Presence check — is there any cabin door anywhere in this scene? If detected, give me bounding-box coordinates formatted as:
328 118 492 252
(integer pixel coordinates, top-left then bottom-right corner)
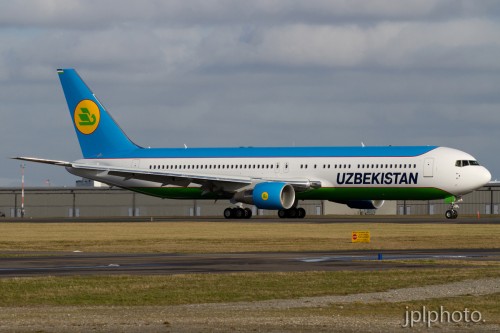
423 158 434 177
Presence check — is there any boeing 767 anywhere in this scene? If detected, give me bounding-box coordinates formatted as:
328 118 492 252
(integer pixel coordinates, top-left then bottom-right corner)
14 69 491 219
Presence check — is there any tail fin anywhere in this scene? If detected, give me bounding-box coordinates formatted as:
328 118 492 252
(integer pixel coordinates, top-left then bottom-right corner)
57 68 139 158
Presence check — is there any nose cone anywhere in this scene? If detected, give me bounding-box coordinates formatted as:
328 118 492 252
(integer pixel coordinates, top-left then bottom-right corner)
480 166 492 186
457 165 492 195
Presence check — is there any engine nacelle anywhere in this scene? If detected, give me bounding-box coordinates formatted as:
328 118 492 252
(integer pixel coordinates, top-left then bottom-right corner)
233 182 295 210
344 200 385 210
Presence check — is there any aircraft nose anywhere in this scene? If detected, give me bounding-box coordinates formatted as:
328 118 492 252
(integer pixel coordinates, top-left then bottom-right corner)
480 167 492 186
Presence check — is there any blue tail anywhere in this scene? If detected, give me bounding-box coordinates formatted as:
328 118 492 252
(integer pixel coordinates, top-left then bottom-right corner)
57 68 139 158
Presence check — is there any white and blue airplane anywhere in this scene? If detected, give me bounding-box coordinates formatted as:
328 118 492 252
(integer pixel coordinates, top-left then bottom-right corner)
15 68 491 219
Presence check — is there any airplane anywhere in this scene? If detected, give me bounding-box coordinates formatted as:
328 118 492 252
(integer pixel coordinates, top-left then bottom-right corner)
14 68 491 219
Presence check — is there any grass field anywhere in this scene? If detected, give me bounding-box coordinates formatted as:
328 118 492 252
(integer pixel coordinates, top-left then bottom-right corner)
0 266 498 306
0 221 499 253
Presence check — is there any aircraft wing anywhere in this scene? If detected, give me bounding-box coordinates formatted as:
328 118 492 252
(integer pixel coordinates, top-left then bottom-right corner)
14 157 321 192
72 162 252 191
71 163 320 191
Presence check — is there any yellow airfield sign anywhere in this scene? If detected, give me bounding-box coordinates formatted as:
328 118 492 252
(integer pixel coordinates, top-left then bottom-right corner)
352 231 370 243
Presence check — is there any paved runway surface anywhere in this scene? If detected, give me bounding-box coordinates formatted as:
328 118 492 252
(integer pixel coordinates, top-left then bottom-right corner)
3 215 500 224
1 249 498 277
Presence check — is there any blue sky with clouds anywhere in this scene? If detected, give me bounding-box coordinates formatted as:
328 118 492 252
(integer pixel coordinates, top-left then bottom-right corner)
1 0 500 186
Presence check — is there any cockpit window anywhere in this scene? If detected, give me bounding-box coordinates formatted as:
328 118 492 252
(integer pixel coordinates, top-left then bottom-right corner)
455 160 480 167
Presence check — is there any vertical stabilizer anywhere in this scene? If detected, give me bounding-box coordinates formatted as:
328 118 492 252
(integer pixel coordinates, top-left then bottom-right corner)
57 68 139 158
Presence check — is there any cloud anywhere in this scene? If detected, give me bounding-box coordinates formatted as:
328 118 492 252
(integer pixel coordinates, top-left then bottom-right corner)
2 0 500 28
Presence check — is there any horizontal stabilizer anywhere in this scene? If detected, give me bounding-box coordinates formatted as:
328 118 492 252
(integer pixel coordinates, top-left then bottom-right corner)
12 157 72 167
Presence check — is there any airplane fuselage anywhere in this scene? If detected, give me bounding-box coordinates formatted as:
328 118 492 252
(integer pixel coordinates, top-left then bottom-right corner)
67 146 489 202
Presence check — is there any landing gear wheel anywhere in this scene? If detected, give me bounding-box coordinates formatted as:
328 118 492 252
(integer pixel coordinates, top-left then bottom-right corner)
445 209 458 219
278 208 306 219
224 208 233 219
445 196 462 220
224 207 252 219
234 208 244 218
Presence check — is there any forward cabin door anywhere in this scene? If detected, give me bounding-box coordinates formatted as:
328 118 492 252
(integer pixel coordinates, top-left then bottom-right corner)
423 158 434 177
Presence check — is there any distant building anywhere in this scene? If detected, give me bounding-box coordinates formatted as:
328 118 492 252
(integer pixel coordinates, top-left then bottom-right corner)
75 178 109 188
0 183 498 218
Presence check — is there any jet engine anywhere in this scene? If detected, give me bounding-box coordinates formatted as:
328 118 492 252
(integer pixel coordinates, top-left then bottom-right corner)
233 182 295 210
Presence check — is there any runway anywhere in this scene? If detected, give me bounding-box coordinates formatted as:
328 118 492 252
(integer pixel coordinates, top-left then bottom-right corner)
4 215 500 224
1 249 498 277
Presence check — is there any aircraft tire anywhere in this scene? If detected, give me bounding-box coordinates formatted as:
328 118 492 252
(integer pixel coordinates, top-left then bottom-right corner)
445 209 459 219
278 208 306 219
224 208 233 219
224 207 253 219
234 208 244 218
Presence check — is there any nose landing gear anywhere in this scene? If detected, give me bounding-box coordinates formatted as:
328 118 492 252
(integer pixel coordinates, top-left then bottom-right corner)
445 197 462 219
445 209 458 219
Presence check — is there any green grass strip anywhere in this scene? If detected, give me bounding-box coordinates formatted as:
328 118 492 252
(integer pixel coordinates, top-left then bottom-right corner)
0 267 498 306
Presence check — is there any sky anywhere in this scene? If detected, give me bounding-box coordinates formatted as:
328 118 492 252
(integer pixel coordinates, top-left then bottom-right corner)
1 0 500 187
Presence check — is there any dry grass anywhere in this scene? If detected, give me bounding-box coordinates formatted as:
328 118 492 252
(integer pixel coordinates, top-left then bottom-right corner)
0 267 498 306
0 221 499 253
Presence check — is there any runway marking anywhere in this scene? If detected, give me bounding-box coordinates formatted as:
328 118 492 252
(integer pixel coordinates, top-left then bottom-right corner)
298 254 482 263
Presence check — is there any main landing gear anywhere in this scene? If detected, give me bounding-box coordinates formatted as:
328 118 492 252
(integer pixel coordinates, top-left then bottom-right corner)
224 207 252 219
223 207 306 219
278 207 306 219
445 197 462 219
